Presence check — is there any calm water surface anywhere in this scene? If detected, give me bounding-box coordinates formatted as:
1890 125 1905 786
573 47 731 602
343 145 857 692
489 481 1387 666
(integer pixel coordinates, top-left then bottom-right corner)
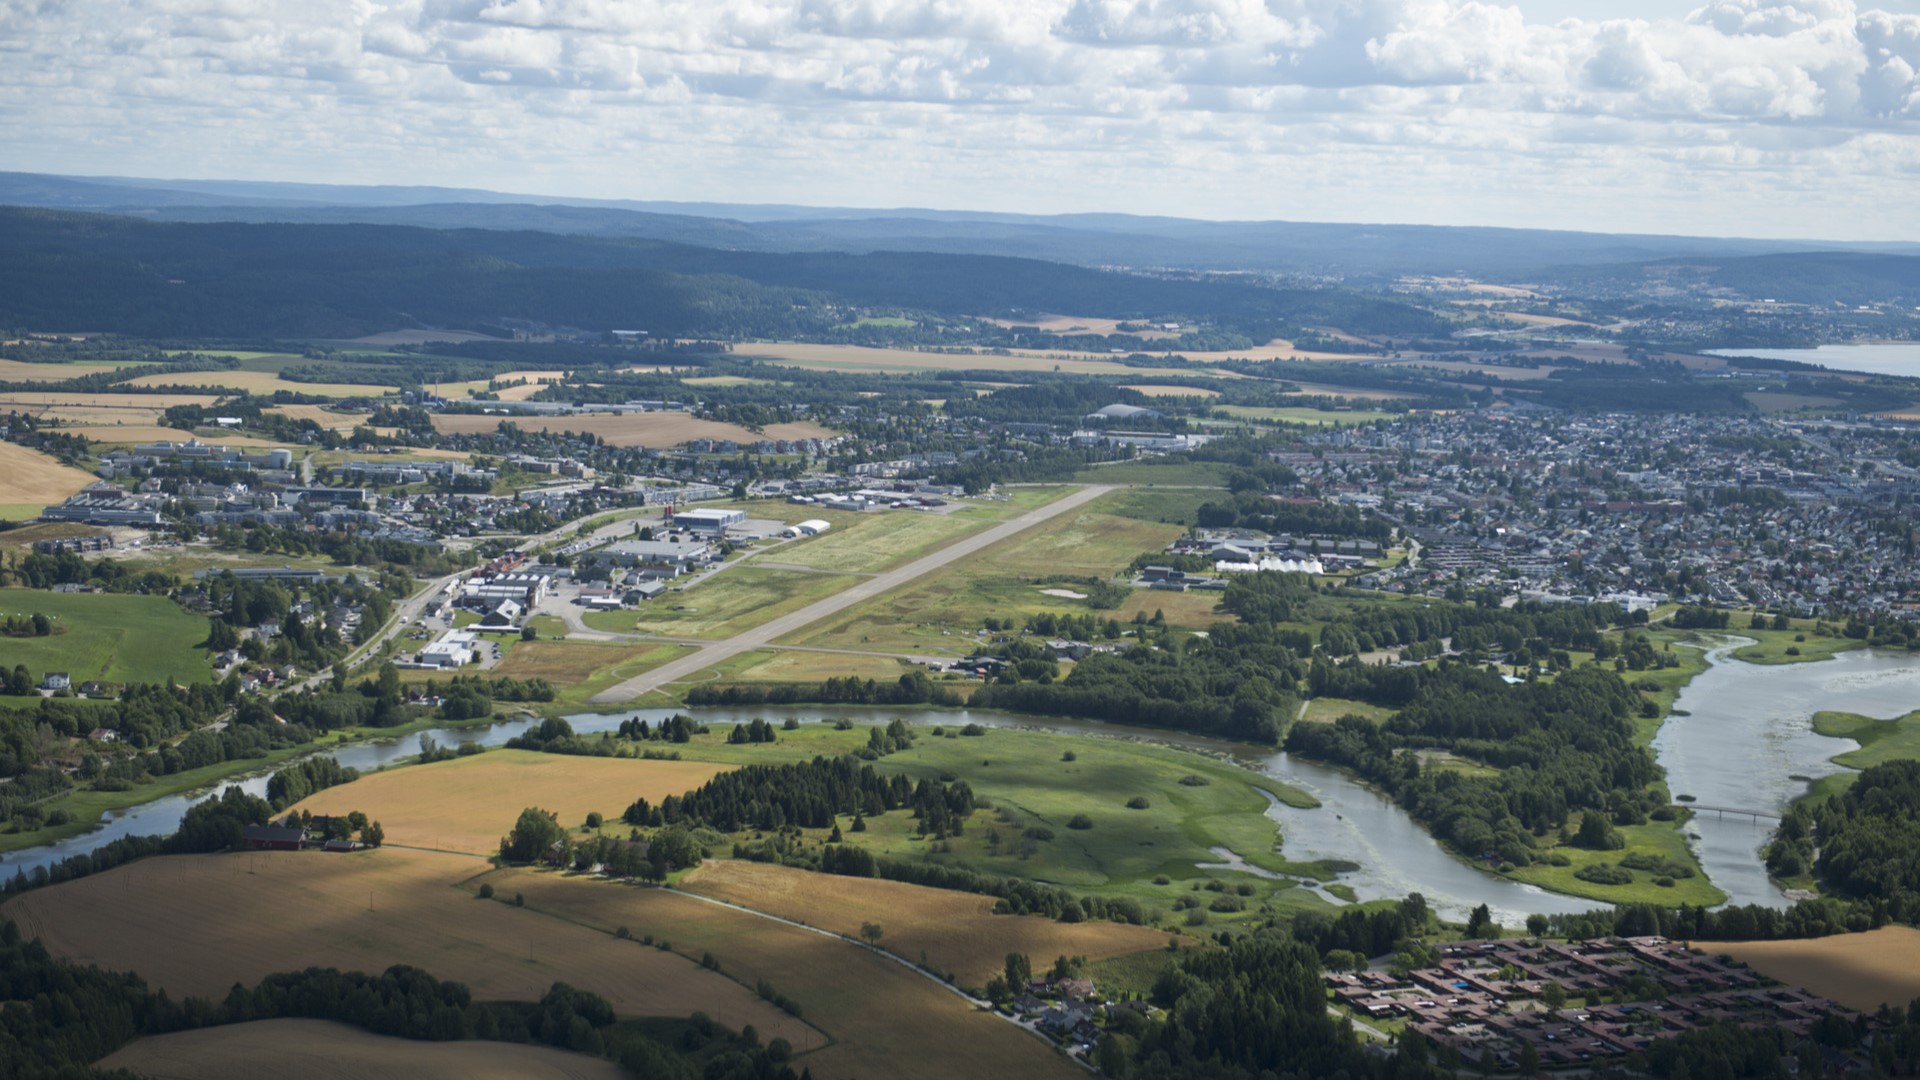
1656 641 1920 907
1703 343 1920 378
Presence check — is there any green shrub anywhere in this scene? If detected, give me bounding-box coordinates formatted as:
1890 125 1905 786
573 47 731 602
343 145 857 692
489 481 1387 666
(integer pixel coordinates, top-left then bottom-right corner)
1573 863 1633 886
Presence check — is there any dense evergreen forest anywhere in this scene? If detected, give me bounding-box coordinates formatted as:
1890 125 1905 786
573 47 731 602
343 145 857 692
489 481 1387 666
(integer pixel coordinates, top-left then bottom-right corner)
0 208 1444 341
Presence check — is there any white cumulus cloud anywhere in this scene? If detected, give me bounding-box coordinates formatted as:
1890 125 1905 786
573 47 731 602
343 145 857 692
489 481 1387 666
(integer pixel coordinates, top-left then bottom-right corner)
0 0 1913 237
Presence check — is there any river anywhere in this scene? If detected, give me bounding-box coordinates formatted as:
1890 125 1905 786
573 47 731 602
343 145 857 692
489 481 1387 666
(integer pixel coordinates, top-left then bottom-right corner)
15 645 1910 919
1702 343 1920 378
1655 640 1920 908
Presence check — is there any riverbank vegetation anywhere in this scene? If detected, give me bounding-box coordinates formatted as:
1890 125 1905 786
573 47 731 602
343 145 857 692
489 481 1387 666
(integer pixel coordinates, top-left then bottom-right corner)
1767 760 1920 916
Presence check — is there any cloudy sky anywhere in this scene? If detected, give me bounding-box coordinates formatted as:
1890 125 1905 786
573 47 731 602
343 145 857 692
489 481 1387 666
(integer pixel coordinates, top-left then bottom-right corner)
3 0 1918 239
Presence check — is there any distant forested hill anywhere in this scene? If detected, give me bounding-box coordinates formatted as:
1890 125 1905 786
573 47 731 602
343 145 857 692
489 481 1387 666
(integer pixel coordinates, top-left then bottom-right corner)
1549 251 1920 306
0 207 1443 341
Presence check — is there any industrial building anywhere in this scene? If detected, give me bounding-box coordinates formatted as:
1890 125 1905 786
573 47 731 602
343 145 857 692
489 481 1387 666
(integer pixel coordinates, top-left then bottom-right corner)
671 507 745 532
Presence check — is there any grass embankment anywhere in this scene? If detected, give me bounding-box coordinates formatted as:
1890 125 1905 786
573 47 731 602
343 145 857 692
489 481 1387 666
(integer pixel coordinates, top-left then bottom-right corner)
0 589 215 687
584 568 859 640
690 649 924 686
1631 632 1713 745
489 640 695 707
782 489 1191 656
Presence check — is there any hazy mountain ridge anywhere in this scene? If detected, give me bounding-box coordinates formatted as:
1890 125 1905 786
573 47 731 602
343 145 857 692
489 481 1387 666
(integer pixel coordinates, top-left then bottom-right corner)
8 171 1919 280
0 207 1444 341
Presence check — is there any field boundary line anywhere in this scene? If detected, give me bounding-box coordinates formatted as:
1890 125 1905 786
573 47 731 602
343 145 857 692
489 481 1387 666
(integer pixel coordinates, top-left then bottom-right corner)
471 871 836 1050
668 886 1096 1072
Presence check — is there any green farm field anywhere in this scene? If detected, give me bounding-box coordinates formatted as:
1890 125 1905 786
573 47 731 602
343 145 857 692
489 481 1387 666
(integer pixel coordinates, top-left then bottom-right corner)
781 491 1188 656
0 588 213 688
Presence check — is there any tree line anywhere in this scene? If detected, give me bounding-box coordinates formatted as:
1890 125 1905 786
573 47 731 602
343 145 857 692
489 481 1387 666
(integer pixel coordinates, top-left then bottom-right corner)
0 917 802 1080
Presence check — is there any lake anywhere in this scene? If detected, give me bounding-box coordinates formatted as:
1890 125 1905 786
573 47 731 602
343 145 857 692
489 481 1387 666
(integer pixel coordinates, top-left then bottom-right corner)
1703 343 1920 379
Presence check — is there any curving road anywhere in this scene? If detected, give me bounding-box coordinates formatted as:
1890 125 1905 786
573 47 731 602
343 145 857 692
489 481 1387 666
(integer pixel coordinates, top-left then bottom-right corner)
587 484 1116 704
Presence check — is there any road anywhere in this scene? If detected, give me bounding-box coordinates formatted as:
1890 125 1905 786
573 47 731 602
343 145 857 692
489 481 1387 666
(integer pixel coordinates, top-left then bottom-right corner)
288 568 465 694
587 484 1117 704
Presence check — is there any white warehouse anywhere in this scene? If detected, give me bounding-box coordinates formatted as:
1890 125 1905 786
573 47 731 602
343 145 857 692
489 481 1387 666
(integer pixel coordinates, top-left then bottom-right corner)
784 519 832 538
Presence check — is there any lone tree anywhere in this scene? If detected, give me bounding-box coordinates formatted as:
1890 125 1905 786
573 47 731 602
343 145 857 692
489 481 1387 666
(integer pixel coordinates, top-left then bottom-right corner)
1005 951 1032 991
1465 903 1497 939
500 807 565 863
860 922 884 946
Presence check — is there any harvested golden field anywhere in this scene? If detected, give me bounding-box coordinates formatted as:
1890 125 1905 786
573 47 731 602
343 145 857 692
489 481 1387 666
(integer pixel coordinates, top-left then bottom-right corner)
2 848 803 1042
495 867 1079 1080
98 1019 626 1080
58 424 200 444
430 411 832 449
1714 927 1920 1012
0 440 99 513
682 860 1173 987
288 750 728 854
732 341 1200 378
266 404 373 431
0 358 138 381
0 391 220 411
1120 383 1219 398
123 370 395 398
436 371 569 401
